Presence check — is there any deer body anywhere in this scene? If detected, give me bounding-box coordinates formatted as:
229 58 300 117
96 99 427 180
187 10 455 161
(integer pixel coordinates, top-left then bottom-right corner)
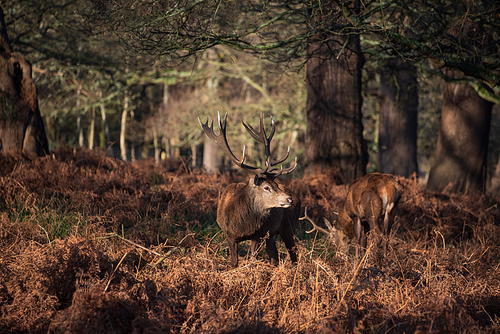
342 173 402 256
218 176 300 266
302 173 402 258
199 112 300 266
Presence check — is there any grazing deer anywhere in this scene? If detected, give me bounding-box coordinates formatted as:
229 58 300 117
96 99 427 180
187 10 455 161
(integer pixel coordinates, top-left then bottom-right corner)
199 112 300 267
301 173 403 258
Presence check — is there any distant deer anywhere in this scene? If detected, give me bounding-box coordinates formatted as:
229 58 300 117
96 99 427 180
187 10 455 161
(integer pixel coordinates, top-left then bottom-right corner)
301 173 403 258
199 112 300 267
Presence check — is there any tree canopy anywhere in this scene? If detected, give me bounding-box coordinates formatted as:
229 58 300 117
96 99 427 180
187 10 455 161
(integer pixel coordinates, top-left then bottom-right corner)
80 0 500 102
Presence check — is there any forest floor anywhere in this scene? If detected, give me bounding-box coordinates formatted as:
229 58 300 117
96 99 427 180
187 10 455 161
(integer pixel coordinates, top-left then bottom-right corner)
0 148 499 333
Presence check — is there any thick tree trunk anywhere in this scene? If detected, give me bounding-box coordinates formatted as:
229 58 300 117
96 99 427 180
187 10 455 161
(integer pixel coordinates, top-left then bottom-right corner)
491 155 500 197
0 7 48 157
427 70 493 194
304 0 366 184
377 58 418 177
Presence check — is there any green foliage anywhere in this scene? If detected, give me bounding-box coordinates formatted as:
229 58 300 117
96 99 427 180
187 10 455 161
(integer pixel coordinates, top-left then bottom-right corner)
9 191 88 241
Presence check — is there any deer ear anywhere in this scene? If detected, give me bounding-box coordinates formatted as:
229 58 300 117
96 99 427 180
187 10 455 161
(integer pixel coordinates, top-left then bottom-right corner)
324 218 335 231
250 175 259 186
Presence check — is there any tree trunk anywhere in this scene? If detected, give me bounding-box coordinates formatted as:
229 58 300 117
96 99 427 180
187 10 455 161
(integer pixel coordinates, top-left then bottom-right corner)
98 90 112 150
304 0 366 184
153 127 160 164
491 155 500 197
163 136 170 158
377 58 418 177
76 85 84 147
203 138 223 174
427 70 493 194
191 143 197 167
89 107 95 149
0 7 48 157
120 92 130 161
100 103 112 151
129 109 135 161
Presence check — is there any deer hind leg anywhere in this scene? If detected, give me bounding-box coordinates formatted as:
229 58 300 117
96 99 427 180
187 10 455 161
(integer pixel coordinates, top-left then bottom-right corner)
250 238 261 261
354 216 364 259
365 200 384 255
382 202 395 256
265 236 279 266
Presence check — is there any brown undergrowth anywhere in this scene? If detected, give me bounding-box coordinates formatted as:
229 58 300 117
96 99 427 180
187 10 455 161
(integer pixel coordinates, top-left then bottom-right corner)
0 148 499 333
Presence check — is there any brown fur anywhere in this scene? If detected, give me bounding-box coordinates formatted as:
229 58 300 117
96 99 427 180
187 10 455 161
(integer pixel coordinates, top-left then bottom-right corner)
217 175 300 267
337 172 403 257
199 112 300 266
303 173 403 257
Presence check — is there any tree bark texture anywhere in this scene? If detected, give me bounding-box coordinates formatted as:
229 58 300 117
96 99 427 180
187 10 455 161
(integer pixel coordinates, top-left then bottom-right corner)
491 155 500 197
89 107 95 149
377 58 418 177
203 138 223 174
304 0 366 184
0 7 48 157
120 93 130 161
427 70 493 194
98 90 112 150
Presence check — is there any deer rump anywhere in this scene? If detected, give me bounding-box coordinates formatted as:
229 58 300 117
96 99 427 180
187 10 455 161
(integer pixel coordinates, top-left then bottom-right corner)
217 176 300 267
341 173 403 255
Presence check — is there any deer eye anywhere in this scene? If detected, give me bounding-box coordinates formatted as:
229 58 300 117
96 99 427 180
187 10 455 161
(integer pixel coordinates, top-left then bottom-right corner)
264 185 271 192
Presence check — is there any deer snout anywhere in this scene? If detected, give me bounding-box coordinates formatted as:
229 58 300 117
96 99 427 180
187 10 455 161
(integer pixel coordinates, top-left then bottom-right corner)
279 196 293 208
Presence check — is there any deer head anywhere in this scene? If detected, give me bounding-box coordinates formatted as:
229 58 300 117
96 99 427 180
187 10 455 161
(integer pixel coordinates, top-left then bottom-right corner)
300 207 350 250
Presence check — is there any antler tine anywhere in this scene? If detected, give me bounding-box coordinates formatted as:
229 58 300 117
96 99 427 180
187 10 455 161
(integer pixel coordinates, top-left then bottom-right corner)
299 207 319 234
241 114 297 176
299 207 332 235
241 113 276 158
271 145 291 166
198 112 266 174
264 156 298 179
281 156 298 174
261 114 276 150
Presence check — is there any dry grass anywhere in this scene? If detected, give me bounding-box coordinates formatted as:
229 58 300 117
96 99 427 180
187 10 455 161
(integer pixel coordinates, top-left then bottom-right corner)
0 148 499 333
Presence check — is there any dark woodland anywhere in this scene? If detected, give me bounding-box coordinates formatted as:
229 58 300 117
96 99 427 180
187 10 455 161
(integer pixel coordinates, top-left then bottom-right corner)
1 1 500 333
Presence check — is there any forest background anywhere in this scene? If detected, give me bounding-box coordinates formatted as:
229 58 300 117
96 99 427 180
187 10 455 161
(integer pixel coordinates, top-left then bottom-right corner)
3 0 500 194
2 2 500 332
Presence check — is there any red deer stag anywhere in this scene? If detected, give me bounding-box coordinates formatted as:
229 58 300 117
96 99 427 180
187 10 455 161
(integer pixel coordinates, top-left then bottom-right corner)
199 112 300 267
301 173 403 258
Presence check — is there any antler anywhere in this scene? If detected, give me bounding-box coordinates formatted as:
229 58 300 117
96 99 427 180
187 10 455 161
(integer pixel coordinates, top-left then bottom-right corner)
198 112 265 174
300 207 334 236
198 112 297 179
241 113 297 178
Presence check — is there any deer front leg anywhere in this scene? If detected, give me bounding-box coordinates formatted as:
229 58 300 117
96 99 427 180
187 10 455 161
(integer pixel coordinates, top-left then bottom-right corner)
227 238 239 267
265 236 279 266
280 226 298 264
